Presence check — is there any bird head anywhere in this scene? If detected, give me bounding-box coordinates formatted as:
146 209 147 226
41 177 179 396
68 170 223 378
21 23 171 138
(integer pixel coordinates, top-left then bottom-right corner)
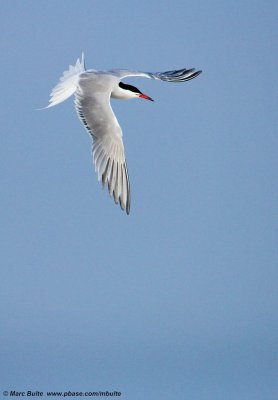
118 82 154 101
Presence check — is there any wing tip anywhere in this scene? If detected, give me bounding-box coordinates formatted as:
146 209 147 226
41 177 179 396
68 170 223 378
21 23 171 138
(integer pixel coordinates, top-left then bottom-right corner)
100 159 130 215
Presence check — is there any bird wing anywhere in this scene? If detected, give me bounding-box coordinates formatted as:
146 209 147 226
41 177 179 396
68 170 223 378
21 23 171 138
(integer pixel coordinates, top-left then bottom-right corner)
75 73 130 214
109 67 202 82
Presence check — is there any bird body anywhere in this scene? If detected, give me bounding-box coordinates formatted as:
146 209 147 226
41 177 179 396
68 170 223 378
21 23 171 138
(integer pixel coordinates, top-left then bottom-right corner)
44 54 201 214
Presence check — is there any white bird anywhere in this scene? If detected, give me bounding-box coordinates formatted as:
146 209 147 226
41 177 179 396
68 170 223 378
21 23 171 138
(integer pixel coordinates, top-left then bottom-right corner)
44 53 201 214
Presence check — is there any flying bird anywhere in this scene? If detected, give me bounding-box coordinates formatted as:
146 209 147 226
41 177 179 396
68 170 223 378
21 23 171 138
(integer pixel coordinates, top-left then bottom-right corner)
44 54 201 214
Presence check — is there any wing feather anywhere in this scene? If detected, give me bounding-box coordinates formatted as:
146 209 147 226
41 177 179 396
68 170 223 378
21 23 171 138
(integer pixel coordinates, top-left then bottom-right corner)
75 74 131 214
110 67 202 82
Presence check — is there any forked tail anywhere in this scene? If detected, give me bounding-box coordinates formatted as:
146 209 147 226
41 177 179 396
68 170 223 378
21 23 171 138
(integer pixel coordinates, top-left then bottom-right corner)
44 53 85 108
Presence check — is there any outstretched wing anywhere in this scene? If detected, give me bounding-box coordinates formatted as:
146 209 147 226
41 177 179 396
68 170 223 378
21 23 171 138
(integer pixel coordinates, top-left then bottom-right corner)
109 67 202 82
75 73 130 214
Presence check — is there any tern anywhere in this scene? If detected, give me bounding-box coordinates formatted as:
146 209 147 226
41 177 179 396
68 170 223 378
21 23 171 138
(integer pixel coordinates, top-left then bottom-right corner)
44 54 201 214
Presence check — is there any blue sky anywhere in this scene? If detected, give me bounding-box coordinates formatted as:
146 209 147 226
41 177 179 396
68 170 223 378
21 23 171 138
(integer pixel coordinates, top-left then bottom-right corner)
1 1 277 399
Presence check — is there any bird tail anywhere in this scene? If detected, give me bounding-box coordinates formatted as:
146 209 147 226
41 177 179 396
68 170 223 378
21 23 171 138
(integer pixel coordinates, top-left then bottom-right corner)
44 53 85 108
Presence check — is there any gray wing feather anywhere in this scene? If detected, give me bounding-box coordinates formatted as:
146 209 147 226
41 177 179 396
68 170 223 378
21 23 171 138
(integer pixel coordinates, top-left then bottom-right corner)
75 74 131 214
149 68 202 82
110 68 202 82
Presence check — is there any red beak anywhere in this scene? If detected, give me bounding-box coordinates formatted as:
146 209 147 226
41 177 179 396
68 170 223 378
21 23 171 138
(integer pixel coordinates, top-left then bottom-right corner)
139 93 154 102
